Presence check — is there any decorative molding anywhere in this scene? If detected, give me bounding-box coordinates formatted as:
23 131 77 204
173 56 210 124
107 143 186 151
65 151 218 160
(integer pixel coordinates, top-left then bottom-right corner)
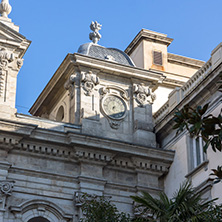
100 85 129 100
74 191 110 207
0 135 20 154
108 119 123 129
89 21 102 44
10 199 73 221
109 157 134 169
76 149 113 163
133 83 156 106
81 71 99 96
0 180 14 211
132 157 169 174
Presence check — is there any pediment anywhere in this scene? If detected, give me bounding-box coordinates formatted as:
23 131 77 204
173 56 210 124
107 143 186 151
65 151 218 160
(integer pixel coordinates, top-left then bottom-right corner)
0 21 31 57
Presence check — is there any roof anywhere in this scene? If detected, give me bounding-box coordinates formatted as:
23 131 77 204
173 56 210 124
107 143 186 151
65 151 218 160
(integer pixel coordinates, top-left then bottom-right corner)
78 42 135 67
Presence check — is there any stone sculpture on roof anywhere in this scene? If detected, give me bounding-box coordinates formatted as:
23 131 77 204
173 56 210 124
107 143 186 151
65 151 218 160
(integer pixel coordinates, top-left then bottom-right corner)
89 21 102 44
0 0 11 18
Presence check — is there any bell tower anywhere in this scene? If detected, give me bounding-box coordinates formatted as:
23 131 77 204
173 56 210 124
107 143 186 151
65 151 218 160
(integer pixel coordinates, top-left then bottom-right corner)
0 0 31 119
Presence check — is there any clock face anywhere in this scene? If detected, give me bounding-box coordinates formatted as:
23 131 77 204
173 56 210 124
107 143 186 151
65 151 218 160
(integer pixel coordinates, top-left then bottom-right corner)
102 96 126 119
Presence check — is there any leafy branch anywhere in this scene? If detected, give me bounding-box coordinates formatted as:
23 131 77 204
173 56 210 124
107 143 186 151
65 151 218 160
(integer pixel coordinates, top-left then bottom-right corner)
173 72 222 183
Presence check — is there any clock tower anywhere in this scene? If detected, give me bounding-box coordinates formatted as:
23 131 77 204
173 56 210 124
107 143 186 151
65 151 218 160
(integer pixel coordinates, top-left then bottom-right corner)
30 21 165 148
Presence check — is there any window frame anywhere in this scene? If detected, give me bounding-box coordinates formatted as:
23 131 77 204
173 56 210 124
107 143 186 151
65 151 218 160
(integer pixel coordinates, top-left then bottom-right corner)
187 135 207 173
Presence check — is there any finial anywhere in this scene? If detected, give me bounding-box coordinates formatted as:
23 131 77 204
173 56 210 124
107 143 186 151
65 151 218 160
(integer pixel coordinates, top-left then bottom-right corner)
0 0 12 19
89 21 102 44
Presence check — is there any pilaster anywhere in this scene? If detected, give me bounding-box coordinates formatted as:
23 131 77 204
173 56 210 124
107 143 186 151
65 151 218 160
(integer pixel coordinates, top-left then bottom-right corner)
132 83 156 147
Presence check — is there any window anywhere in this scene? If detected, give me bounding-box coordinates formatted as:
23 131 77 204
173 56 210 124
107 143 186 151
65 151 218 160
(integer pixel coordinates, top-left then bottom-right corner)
153 51 163 66
56 105 64 122
188 136 206 170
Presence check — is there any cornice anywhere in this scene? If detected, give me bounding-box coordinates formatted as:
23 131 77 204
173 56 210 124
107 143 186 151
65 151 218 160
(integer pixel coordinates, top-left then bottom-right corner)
29 54 75 116
74 53 165 82
167 53 204 69
0 118 175 173
125 29 173 55
0 21 31 58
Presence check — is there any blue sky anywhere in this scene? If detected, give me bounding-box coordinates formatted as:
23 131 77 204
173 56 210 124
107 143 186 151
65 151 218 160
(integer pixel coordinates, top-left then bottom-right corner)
10 0 222 114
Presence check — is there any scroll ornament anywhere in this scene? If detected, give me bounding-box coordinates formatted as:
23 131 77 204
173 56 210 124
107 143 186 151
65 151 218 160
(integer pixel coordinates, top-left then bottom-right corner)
64 73 77 98
0 181 14 210
133 83 156 106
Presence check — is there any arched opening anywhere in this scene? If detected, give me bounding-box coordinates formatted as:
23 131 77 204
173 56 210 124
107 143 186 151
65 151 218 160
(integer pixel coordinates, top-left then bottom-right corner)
56 105 64 122
10 199 73 222
28 217 50 222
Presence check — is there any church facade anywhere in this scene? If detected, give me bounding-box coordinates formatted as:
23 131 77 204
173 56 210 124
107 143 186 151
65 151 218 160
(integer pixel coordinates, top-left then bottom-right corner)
0 1 222 222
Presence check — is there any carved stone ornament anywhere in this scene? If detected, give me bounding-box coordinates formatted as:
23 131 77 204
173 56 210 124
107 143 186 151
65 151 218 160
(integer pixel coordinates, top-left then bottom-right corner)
64 73 77 98
133 83 156 106
100 85 129 100
108 118 123 129
0 48 14 68
17 59 23 69
74 192 90 207
89 21 102 44
0 180 14 210
74 191 110 207
0 0 12 18
133 203 153 219
0 48 14 97
81 71 99 96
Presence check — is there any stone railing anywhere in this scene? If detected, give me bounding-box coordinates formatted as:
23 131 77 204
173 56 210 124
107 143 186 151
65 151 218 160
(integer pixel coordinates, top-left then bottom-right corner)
181 59 212 97
154 49 219 125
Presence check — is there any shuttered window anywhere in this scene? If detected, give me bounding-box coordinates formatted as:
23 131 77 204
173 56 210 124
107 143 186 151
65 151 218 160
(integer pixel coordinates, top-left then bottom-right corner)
153 51 163 66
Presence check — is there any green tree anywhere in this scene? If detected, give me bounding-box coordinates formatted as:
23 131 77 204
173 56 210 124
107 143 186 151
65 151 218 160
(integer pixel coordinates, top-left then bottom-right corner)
79 194 131 222
131 182 222 222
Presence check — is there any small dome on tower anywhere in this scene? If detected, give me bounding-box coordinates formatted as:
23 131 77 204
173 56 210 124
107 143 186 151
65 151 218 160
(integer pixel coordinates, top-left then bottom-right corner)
77 21 135 67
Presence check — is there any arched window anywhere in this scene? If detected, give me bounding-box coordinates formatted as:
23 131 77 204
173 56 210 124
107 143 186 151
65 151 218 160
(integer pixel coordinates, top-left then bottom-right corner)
28 217 50 222
56 105 64 122
10 199 73 222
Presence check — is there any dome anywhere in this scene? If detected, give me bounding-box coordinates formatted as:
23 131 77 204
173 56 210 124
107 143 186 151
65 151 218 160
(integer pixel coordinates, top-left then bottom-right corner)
77 42 135 67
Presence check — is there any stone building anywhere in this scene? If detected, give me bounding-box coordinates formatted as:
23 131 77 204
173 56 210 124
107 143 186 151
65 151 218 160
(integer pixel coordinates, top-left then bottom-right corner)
0 1 221 222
